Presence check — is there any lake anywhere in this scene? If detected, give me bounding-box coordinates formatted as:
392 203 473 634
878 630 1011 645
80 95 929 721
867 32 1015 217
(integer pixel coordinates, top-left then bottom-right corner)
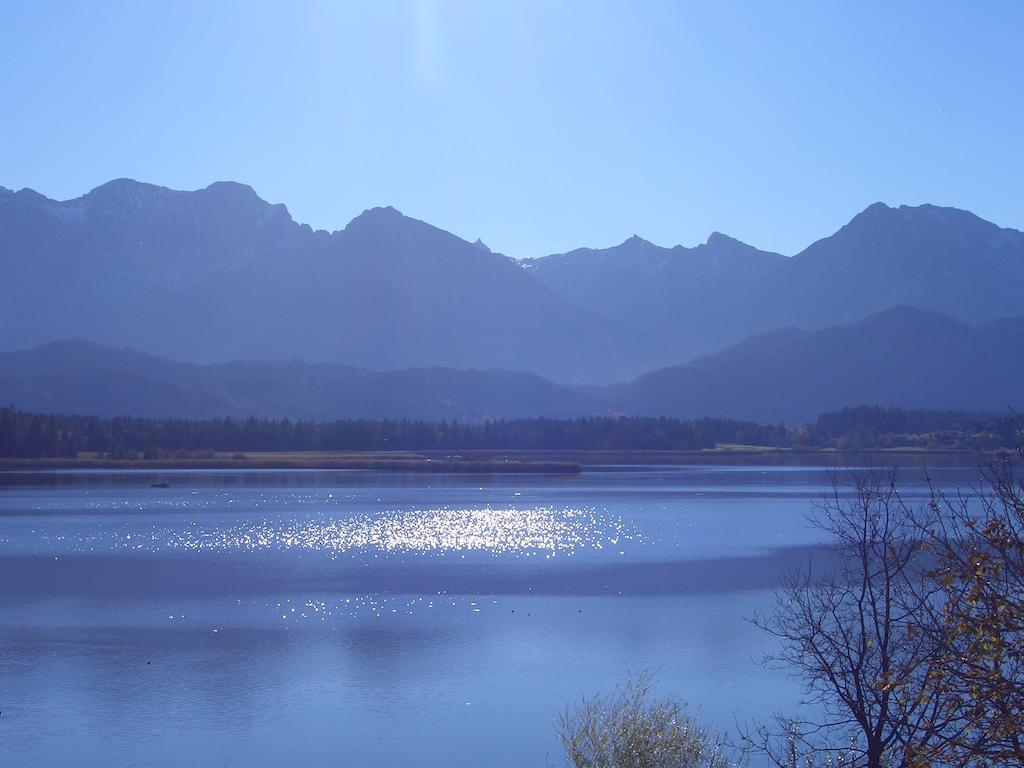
0 464 976 767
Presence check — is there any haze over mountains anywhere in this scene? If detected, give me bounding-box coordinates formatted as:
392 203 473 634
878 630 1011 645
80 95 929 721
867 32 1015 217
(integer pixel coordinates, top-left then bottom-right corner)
525 202 1024 361
2 308 1022 424
611 307 1024 423
0 180 646 384
0 340 605 422
523 232 788 361
2 178 1023 421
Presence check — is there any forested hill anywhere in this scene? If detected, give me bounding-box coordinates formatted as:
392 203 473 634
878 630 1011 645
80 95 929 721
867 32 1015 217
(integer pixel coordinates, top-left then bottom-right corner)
0 406 1018 459
2 307 1023 424
614 307 1024 423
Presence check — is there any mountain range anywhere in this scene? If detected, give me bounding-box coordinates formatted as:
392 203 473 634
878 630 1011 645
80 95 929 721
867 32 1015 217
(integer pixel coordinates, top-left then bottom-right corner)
4 179 1024 387
0 180 646 384
2 307 1021 424
524 202 1024 362
2 178 1023 422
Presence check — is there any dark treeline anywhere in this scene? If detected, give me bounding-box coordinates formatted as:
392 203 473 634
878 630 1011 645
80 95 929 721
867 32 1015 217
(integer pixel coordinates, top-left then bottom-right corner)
799 405 1021 449
0 405 1018 459
0 408 783 458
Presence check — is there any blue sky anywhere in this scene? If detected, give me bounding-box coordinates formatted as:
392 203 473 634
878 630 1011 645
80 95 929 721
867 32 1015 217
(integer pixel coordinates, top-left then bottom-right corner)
2 1 1021 258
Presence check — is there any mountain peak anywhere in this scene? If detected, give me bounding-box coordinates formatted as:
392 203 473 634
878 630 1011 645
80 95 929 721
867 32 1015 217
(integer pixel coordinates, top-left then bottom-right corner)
701 231 787 262
860 201 893 216
705 231 740 247
87 177 162 198
850 201 984 225
620 234 656 248
360 205 402 218
77 179 178 216
893 202 987 227
838 201 1008 243
840 201 893 228
82 179 275 211
202 180 261 200
345 205 406 229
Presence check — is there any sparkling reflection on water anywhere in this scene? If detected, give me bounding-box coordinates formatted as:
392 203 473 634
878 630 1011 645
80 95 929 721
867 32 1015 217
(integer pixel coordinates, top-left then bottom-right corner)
167 505 634 556
0 465 977 768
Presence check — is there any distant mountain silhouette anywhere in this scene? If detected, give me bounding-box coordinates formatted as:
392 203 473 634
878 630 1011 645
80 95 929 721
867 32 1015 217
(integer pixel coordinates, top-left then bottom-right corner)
3 180 1023 381
0 181 650 383
2 308 1022 423
523 232 786 364
0 340 606 421
744 202 1024 331
528 202 1024 366
611 306 1024 423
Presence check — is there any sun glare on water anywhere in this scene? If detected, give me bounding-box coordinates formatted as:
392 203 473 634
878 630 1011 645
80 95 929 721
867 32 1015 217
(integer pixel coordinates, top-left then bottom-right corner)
163 506 633 557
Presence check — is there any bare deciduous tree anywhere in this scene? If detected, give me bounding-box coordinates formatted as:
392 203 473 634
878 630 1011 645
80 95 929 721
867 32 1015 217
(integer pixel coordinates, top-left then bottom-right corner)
748 470 948 768
560 457 1024 768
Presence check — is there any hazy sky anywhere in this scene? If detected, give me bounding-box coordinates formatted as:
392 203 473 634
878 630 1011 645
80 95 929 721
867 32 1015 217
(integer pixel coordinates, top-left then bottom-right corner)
2 1 1022 258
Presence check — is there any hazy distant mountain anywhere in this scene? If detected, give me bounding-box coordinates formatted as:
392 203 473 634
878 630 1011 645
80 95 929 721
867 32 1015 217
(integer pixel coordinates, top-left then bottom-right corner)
744 202 1024 331
2 307 1022 423
0 340 607 421
527 203 1024 366
612 306 1024 423
3 180 1023 382
523 232 786 361
0 181 651 383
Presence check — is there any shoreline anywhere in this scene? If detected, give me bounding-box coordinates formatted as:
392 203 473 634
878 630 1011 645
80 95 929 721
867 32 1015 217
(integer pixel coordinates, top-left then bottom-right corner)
0 446 1009 472
0 453 583 474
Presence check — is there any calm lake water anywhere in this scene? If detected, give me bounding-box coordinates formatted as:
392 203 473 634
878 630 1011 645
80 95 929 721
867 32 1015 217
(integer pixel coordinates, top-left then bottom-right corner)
0 464 977 767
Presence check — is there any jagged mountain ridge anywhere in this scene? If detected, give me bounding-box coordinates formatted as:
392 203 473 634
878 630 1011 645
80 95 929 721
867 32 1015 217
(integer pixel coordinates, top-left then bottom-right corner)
527 201 1024 365
0 181 651 384
523 231 788 360
4 180 1024 380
